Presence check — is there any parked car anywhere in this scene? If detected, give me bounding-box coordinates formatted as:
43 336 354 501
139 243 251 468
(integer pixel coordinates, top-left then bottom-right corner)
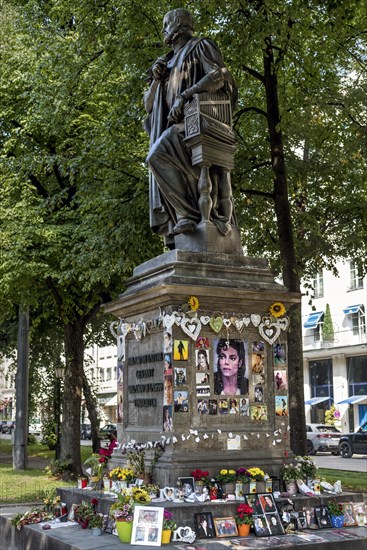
80 423 92 440
339 421 367 458
0 420 8 433
1 420 16 434
306 424 341 455
29 420 43 435
99 423 117 438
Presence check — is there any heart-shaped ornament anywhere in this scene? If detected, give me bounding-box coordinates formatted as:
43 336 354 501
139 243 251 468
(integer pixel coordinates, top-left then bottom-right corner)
162 487 175 501
235 318 244 332
145 320 153 333
258 322 281 345
181 317 202 341
210 316 223 333
119 322 131 336
250 314 261 327
174 311 183 326
243 316 251 326
163 313 176 330
277 317 290 331
200 315 210 325
223 318 231 328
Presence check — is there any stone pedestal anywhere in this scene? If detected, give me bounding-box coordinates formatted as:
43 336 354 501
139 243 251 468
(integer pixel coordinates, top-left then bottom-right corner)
105 250 299 487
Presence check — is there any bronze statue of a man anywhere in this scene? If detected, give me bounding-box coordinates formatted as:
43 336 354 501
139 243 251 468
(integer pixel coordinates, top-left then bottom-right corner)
144 9 238 249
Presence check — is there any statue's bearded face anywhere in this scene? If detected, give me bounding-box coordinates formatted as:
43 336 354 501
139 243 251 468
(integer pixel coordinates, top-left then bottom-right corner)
162 13 181 45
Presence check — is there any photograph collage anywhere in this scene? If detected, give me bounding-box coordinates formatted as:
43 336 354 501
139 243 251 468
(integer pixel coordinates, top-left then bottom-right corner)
246 494 285 536
162 331 288 432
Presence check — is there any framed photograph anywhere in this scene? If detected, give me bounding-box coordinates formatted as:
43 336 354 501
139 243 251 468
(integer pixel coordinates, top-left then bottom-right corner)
259 494 277 513
162 405 173 432
245 495 263 515
219 398 229 414
104 516 115 534
194 512 215 539
131 506 164 546
253 515 271 537
196 386 210 397
254 385 264 403
196 372 210 385
213 339 249 395
67 503 78 522
250 404 268 420
342 502 357 526
295 511 307 530
303 507 318 529
252 353 265 374
266 513 285 535
252 341 265 353
174 367 187 386
213 517 238 537
314 506 332 529
209 399 218 415
352 502 367 526
178 477 195 499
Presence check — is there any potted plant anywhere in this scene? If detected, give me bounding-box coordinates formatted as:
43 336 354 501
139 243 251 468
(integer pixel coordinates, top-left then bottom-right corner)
89 513 103 536
84 454 106 488
162 509 177 544
110 487 151 543
280 462 302 496
327 500 344 528
235 468 250 495
296 456 317 486
216 469 236 495
246 467 266 493
109 467 136 491
235 503 253 537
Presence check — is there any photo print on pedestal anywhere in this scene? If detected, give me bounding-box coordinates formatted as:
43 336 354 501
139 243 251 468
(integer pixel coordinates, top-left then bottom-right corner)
196 349 210 371
196 372 210 385
219 398 229 414
250 404 268 420
252 341 265 353
174 367 186 386
273 343 286 367
164 376 173 406
213 517 238 537
131 506 164 547
195 336 210 349
274 370 288 391
229 398 239 414
174 339 189 361
254 385 264 403
209 399 218 414
197 399 209 414
163 331 172 354
239 397 249 416
174 390 188 412
163 405 173 432
213 338 249 395
164 354 172 375
251 353 265 374
178 477 195 499
275 395 288 417
314 506 332 528
303 507 318 529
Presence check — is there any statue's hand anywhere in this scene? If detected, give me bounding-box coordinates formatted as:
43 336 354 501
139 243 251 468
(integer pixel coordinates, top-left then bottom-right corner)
152 57 168 81
167 97 185 124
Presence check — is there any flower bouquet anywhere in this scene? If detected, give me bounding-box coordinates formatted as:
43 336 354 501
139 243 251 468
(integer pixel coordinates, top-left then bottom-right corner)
327 500 344 517
84 453 106 481
75 500 96 529
246 467 265 481
236 468 250 482
296 456 317 480
191 469 209 484
109 467 135 483
10 509 51 530
280 462 303 482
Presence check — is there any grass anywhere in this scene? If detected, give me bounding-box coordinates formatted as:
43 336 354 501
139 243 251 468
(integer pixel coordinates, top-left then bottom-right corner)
318 468 367 493
0 440 94 504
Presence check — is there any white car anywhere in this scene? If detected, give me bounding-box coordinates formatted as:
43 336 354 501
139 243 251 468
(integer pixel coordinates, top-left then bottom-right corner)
29 421 43 435
306 424 341 455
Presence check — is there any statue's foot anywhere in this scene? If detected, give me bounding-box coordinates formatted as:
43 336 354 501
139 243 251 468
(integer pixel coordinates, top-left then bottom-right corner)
173 218 197 234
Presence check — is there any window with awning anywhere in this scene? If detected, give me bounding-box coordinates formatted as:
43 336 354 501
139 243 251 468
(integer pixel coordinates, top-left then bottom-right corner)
304 311 323 329
338 395 367 405
343 304 363 315
305 396 331 406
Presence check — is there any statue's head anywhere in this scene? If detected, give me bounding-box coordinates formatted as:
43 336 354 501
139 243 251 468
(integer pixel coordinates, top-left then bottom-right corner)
162 9 194 45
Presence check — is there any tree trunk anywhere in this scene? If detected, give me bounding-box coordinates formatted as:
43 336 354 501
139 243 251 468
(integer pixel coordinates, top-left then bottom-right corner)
263 41 306 455
82 372 101 453
61 319 85 477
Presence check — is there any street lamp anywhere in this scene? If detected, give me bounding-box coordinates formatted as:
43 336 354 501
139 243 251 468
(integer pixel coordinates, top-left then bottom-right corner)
54 365 65 461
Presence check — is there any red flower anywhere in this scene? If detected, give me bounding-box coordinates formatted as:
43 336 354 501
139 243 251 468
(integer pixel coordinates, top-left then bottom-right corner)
99 457 106 463
190 469 209 481
91 498 99 506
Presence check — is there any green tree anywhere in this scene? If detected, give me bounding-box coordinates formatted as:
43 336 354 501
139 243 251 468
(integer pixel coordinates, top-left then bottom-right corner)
322 304 335 342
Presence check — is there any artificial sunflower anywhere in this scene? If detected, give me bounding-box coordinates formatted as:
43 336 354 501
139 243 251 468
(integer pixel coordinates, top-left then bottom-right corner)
269 302 286 318
188 295 199 311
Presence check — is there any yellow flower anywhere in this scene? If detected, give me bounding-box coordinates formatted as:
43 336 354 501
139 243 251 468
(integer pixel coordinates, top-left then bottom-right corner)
269 302 286 318
220 469 228 475
229 470 236 475
188 295 199 311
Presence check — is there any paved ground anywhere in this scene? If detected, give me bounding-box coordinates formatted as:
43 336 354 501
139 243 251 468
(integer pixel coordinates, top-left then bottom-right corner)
315 453 367 472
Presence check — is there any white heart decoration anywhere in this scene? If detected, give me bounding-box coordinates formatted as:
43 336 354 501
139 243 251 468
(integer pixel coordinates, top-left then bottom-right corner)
180 317 202 341
243 316 251 326
258 322 281 344
200 315 210 325
119 322 131 336
277 317 290 331
250 314 261 327
162 487 175 501
174 311 183 325
235 319 244 332
223 318 231 328
163 314 176 330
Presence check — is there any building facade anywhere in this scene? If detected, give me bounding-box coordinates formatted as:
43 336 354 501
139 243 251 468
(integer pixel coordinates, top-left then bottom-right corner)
302 259 367 432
